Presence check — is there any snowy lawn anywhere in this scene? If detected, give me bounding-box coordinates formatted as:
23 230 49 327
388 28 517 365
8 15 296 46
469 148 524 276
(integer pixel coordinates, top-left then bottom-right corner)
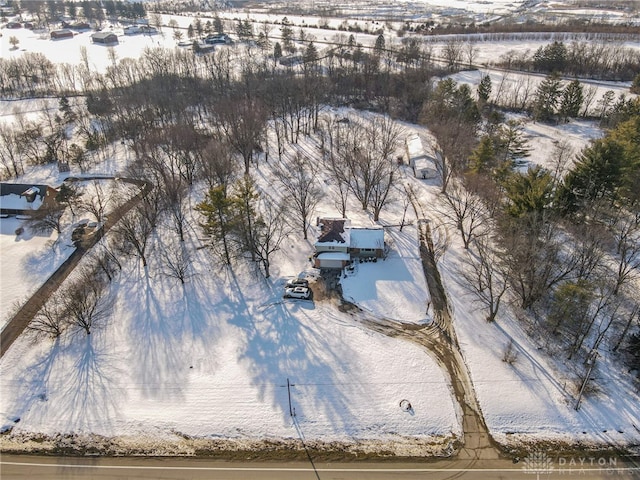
0 216 74 330
0 226 460 454
341 225 432 324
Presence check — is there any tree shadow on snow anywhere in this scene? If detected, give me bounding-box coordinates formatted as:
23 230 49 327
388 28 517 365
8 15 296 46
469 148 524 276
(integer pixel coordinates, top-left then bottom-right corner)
227 272 358 436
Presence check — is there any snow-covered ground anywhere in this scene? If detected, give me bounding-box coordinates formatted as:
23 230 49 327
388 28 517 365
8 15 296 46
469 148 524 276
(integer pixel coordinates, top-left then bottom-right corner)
341 225 432 324
1 4 639 454
0 217 73 330
0 187 460 454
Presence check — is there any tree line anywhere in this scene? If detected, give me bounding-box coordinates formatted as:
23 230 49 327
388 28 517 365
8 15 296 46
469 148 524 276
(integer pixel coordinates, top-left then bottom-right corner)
3 32 638 379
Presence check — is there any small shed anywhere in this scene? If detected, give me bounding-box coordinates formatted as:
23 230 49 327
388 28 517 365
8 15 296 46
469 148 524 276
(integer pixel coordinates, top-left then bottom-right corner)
91 32 118 44
51 29 74 40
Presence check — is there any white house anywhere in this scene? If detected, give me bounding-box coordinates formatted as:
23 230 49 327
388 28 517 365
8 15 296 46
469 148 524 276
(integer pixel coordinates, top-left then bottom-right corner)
313 218 385 269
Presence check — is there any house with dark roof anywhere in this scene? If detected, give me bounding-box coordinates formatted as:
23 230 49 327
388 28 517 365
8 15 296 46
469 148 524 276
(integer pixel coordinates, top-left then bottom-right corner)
313 218 385 269
0 183 58 216
91 32 118 45
50 29 74 40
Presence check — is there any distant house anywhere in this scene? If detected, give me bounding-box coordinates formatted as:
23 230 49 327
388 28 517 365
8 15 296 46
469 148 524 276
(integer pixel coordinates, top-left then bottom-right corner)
0 183 59 216
313 218 386 269
123 25 140 35
406 133 437 179
50 29 74 40
91 31 118 44
204 33 232 45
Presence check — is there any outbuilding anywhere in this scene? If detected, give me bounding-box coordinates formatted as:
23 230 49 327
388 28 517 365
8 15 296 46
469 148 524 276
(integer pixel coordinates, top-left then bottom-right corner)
50 29 74 40
91 32 118 44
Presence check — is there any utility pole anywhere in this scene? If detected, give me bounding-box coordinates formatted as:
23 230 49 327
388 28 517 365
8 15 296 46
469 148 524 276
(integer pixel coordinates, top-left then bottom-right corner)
287 378 295 417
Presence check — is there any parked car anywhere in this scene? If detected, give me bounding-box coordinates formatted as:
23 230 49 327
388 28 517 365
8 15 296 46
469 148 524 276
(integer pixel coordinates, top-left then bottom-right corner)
284 286 311 300
285 278 309 288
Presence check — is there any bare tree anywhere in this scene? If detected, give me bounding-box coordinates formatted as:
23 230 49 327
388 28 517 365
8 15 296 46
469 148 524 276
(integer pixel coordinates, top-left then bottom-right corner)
273 152 323 239
28 293 67 338
434 180 486 249
160 240 194 285
113 202 155 268
0 124 25 178
26 201 66 235
216 97 268 175
252 198 292 278
342 116 402 220
610 212 640 295
80 180 111 223
459 234 509 322
63 271 113 335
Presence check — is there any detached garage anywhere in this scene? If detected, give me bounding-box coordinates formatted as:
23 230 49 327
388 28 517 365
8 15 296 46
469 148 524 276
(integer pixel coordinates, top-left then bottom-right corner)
314 252 351 270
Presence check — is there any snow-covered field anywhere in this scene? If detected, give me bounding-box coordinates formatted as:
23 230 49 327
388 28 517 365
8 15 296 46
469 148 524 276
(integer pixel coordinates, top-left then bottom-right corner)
0 155 461 454
1 2 640 456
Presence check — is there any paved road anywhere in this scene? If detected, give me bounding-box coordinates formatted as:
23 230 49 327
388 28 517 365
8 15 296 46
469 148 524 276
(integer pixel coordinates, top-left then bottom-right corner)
1 454 639 479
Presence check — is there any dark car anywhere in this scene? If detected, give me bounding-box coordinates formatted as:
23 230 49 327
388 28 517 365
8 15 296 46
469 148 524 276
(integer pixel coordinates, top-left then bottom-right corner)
285 278 309 288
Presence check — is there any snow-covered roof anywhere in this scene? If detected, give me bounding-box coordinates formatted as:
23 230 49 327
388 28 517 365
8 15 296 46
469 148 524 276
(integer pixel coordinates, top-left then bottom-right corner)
350 228 384 250
316 252 351 261
0 193 43 212
0 184 49 213
406 133 424 159
414 157 432 170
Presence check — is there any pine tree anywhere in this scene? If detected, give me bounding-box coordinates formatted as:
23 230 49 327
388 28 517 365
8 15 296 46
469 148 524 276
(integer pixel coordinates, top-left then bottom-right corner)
281 25 295 54
559 80 584 121
213 15 224 34
273 42 283 61
374 33 385 55
303 41 318 66
469 135 496 174
631 74 640 95
196 185 236 265
497 120 530 165
477 74 492 107
532 73 562 122
187 24 194 39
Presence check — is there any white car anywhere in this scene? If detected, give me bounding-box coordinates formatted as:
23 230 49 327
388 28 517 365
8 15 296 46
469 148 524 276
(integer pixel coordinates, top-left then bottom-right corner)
284 286 311 299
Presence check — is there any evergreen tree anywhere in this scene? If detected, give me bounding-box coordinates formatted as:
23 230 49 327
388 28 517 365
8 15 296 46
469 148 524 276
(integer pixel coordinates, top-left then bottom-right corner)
273 42 283 61
281 25 295 54
469 135 496 174
504 166 555 218
374 33 385 56
196 185 236 265
187 24 194 39
496 120 530 166
532 41 567 73
477 74 492 107
559 80 584 121
532 73 562 122
303 41 319 67
631 74 640 95
559 138 625 213
213 14 224 34
232 176 260 262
